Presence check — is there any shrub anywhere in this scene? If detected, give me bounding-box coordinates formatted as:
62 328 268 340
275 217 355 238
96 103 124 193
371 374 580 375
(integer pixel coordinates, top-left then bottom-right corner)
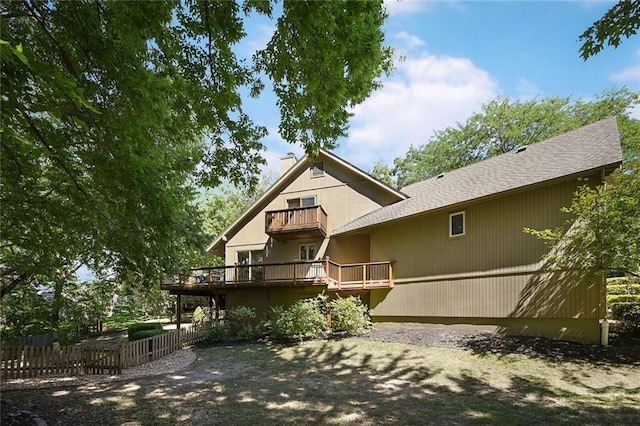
607 276 640 286
608 294 640 304
269 298 327 341
611 302 640 320
206 323 231 343
127 322 163 336
329 296 371 335
607 284 640 296
128 328 166 341
611 303 640 334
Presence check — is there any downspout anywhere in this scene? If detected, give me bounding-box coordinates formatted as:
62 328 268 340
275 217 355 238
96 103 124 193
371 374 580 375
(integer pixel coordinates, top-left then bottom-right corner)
600 166 609 346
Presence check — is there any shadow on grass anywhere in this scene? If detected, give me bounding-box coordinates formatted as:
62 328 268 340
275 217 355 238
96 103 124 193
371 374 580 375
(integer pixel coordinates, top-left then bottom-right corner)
2 340 639 425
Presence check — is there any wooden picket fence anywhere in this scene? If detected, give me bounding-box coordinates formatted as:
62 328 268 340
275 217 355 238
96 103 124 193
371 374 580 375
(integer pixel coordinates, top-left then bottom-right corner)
1 325 209 380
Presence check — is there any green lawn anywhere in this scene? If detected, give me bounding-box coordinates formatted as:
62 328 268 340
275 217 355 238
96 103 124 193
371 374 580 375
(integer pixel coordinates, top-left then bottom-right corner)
3 338 639 425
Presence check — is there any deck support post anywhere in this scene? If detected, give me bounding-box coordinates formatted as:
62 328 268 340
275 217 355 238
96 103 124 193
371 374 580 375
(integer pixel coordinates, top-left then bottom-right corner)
176 294 182 331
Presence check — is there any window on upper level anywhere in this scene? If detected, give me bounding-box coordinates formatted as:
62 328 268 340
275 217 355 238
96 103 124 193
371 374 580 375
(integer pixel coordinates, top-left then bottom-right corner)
449 211 465 237
287 196 316 209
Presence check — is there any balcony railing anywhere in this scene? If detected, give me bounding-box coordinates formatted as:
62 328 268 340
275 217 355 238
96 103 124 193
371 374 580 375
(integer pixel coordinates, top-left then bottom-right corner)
265 205 328 240
161 259 393 292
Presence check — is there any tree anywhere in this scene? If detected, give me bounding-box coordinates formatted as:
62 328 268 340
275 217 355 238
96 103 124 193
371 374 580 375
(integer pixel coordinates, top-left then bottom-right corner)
384 89 639 188
202 171 277 244
0 1 391 298
579 0 640 60
526 143 640 278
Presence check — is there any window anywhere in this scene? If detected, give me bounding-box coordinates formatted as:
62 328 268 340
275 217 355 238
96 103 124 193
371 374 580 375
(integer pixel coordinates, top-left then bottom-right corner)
311 162 324 178
299 244 316 261
237 250 264 281
449 211 465 237
287 196 316 208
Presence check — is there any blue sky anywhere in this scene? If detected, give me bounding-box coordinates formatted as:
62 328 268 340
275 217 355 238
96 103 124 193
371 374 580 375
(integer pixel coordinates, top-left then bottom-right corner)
240 0 640 174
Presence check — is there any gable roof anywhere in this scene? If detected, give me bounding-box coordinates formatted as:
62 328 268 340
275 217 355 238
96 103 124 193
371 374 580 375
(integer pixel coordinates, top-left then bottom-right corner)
333 117 623 236
206 149 407 255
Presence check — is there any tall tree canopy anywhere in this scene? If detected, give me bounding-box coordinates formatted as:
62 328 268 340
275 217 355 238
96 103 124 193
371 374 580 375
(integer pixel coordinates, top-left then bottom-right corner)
380 89 639 189
579 0 640 60
0 0 392 298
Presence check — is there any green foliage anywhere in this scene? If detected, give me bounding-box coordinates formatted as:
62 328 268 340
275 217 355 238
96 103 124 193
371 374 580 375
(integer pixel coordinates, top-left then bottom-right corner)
531 145 640 277
128 328 166 342
127 322 164 336
579 0 640 60
328 296 371 335
206 323 231 343
608 276 640 287
388 90 639 188
202 172 276 242
608 284 640 295
608 294 640 304
256 0 392 155
226 306 262 340
1 0 391 298
611 303 640 333
268 298 327 341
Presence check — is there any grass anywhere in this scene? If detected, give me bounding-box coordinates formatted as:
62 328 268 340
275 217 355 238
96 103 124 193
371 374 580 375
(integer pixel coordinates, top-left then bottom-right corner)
3 338 639 425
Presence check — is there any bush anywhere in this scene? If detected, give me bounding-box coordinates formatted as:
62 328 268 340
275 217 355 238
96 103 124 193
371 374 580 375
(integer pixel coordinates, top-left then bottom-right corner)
206 323 231 343
607 284 640 296
611 302 640 319
329 296 371 335
607 276 640 286
269 298 327 341
128 322 163 336
608 294 640 304
611 303 640 334
128 328 166 341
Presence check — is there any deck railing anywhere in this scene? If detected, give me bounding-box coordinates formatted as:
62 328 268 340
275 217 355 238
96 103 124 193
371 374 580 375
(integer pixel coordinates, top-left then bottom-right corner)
265 205 328 239
162 259 393 291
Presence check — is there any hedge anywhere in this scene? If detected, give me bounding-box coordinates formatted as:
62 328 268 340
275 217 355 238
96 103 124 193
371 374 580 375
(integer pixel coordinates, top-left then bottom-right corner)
607 294 640 305
128 328 166 341
607 276 640 286
607 284 640 296
127 322 164 335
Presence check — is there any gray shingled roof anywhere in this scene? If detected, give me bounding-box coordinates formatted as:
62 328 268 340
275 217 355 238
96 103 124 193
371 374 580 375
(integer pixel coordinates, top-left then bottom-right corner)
333 117 622 235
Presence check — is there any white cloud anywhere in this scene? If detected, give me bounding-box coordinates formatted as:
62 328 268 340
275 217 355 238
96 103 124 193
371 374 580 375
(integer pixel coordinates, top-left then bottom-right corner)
394 31 425 49
340 53 498 169
611 65 640 83
383 0 432 16
515 78 543 101
611 48 640 83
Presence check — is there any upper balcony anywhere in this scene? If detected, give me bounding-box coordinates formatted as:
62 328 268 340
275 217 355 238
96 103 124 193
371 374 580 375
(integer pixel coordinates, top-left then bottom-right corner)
265 205 328 241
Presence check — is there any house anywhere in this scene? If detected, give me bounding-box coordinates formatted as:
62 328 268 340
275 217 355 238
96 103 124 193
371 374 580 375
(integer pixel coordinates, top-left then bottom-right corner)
162 118 623 344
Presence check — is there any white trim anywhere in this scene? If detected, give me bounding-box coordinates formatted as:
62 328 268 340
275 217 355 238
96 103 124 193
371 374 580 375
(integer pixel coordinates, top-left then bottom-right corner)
449 211 465 237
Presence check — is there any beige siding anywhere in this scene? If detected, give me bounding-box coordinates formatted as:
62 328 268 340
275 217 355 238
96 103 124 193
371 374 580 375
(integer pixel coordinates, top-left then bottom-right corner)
370 178 588 278
370 271 605 319
326 233 370 264
367 175 607 343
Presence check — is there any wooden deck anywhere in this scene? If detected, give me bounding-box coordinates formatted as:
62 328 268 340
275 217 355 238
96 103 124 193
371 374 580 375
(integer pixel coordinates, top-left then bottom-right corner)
161 259 393 292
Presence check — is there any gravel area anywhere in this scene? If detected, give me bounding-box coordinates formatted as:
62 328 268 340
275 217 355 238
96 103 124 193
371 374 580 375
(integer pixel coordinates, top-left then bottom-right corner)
0 347 196 392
